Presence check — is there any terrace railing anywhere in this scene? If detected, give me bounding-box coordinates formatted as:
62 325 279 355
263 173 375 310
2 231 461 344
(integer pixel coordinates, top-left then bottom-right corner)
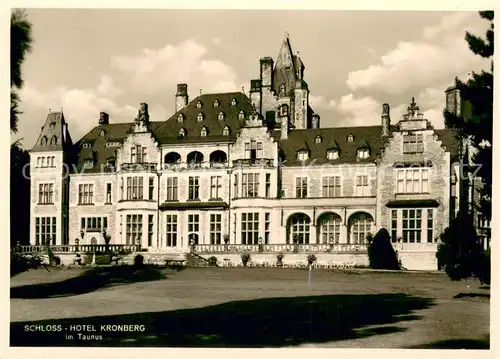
233 158 274 168
121 162 157 173
193 243 368 254
13 244 141 254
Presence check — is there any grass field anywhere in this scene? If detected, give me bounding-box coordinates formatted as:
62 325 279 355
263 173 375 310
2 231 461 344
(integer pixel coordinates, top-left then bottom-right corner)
10 266 490 348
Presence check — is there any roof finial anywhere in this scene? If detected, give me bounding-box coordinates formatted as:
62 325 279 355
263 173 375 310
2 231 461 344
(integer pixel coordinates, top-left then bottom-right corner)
241 85 245 94
60 106 63 113
200 88 202 95
48 108 51 113
297 50 300 58
285 31 289 39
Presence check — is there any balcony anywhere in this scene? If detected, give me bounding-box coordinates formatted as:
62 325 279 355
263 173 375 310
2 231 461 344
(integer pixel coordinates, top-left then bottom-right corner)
193 243 368 254
121 162 157 173
233 158 274 168
162 161 230 171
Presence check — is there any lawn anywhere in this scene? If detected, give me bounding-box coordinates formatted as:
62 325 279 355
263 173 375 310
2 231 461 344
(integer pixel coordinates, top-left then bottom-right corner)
10 266 490 348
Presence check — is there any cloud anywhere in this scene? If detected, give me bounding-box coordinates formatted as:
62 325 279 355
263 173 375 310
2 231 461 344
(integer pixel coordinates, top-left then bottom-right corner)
346 12 490 95
211 38 222 46
110 40 240 96
20 77 137 143
329 94 382 126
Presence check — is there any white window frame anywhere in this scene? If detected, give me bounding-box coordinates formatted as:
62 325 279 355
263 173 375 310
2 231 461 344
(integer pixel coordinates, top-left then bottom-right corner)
166 177 178 201
403 133 424 153
322 176 341 197
295 176 308 198
78 183 94 204
242 173 259 197
297 150 309 161
241 213 259 244
38 182 54 204
355 175 370 196
396 168 429 194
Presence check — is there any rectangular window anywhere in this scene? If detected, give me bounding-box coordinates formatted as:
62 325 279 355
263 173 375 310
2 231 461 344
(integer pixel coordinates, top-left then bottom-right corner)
166 177 178 201
166 214 177 246
402 209 422 243
126 214 143 245
241 213 259 244
396 168 429 194
210 176 222 199
148 177 154 200
322 176 341 197
403 133 424 153
295 177 308 198
355 175 369 196
265 212 270 244
245 141 263 160
78 184 94 204
148 215 154 247
38 183 54 204
233 174 238 198
130 146 136 163
210 214 222 244
35 216 56 245
242 173 259 197
80 216 108 231
391 210 398 242
106 183 112 203
427 209 434 243
188 214 200 233
126 177 143 200
188 177 200 200
265 174 271 198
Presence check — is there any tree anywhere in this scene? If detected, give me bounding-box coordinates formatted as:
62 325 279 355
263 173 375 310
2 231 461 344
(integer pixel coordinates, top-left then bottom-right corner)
11 9 33 133
367 228 400 270
443 11 493 220
10 141 31 247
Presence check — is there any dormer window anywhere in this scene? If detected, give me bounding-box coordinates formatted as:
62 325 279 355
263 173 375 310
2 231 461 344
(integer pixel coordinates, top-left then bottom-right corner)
315 135 322 144
99 130 106 136
297 150 309 161
178 128 186 139
41 136 48 146
83 160 94 169
196 101 203 108
177 114 184 123
213 100 220 107
200 126 208 137
327 149 339 160
106 158 116 169
218 111 225 121
231 98 237 106
50 135 57 145
223 126 230 136
49 122 56 129
82 143 91 149
357 149 370 159
197 112 204 122
238 110 245 120
347 135 354 143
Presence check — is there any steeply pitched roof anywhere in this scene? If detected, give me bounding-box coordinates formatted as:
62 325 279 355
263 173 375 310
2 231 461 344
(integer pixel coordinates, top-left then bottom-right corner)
279 125 389 166
73 122 163 173
153 92 254 144
31 112 73 152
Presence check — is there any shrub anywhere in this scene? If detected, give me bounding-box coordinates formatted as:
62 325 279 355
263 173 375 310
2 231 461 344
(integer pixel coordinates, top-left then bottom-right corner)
11 251 44 276
367 228 400 270
307 253 317 265
241 252 251 267
208 256 218 266
134 254 144 267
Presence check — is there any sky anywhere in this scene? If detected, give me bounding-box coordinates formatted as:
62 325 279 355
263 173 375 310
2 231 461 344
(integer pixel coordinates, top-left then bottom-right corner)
13 9 491 149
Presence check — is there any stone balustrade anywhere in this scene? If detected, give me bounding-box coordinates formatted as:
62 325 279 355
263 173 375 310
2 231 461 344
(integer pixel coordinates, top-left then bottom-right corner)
13 244 141 254
193 243 368 254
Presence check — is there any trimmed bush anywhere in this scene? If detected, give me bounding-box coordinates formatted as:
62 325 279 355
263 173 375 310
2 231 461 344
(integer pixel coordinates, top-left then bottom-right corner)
241 252 251 267
367 228 400 270
208 256 218 266
307 253 317 266
134 254 144 267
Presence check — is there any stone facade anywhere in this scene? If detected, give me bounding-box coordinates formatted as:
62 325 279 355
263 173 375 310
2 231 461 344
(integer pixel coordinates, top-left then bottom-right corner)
28 35 461 270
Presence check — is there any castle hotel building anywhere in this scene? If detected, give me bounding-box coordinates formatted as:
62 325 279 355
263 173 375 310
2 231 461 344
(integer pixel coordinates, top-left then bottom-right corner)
29 35 463 269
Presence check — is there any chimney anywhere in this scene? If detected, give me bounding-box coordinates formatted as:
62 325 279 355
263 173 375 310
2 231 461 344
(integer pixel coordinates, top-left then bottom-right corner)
175 84 188 112
99 112 109 125
281 118 288 140
311 114 320 129
250 79 262 112
381 103 390 137
260 57 274 88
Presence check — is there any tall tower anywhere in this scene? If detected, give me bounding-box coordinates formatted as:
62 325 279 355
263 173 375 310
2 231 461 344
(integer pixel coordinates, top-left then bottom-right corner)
29 110 73 245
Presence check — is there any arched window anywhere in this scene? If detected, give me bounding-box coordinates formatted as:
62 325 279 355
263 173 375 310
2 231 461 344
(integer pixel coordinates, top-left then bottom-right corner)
231 98 237 106
197 112 204 122
196 101 203 108
200 126 208 137
99 130 106 137
164 152 181 164
41 136 48 146
177 114 184 123
187 151 204 164
50 156 55 167
287 213 311 244
297 150 309 161
223 126 230 136
49 122 56 129
50 135 57 145
178 128 186 139
238 110 245 120
213 100 219 107
327 149 339 160
209 150 227 164
349 212 374 244
218 111 225 121
318 213 342 244
347 134 354 142
315 135 322 143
